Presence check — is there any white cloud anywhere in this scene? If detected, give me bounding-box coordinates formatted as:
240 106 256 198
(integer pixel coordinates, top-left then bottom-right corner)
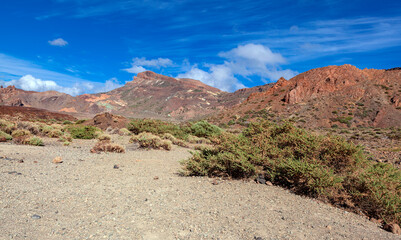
98 77 123 92
48 38 68 47
3 75 84 96
178 44 297 92
123 57 173 73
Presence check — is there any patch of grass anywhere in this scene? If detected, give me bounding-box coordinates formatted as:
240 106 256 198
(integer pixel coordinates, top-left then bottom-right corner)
181 121 401 225
97 134 111 141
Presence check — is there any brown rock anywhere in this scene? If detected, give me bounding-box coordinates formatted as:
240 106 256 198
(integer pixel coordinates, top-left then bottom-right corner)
153 176 159 180
52 156 63 164
383 223 401 235
0 137 6 142
265 181 273 186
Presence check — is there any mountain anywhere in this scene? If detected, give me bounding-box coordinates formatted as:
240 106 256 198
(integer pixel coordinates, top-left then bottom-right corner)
0 71 273 120
214 64 401 128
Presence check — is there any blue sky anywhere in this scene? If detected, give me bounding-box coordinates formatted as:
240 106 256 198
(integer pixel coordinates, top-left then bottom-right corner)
0 0 400 95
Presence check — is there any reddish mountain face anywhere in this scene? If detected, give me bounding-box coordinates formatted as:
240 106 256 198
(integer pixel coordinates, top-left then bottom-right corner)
216 65 401 128
0 71 272 120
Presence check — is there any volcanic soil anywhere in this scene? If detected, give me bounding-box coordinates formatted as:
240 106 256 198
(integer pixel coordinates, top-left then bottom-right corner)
0 136 398 240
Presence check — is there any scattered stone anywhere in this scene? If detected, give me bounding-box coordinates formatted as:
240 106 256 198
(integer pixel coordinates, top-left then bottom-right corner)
7 171 22 175
211 179 219 185
254 237 264 240
265 181 273 186
326 225 332 230
113 164 119 169
384 223 401 235
255 175 266 184
18 159 24 163
52 157 63 164
31 214 41 219
33 161 38 163
153 176 159 180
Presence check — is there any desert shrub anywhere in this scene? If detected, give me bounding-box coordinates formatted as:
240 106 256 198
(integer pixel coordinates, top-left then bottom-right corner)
130 132 172 150
66 125 99 139
27 137 44 146
48 129 63 138
118 128 131 136
11 129 31 138
17 121 40 135
181 121 401 225
39 124 54 135
59 133 72 142
91 140 125 153
97 134 111 141
0 130 12 140
227 120 235 125
127 119 187 139
186 135 211 144
162 133 189 148
0 119 16 134
189 120 222 138
75 119 86 124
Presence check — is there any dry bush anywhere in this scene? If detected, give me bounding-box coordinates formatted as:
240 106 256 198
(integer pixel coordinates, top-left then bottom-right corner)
59 133 72 143
162 133 189 148
97 134 111 141
130 132 172 150
0 130 12 140
11 129 31 138
0 119 16 134
17 121 40 135
186 135 211 144
91 140 125 153
48 129 63 138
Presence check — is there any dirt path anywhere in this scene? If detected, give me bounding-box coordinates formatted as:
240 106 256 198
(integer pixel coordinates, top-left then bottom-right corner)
0 139 398 240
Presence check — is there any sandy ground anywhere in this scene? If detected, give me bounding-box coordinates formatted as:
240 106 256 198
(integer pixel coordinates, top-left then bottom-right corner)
0 137 399 240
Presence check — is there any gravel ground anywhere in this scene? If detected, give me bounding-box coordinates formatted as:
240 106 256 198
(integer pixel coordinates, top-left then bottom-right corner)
0 137 399 240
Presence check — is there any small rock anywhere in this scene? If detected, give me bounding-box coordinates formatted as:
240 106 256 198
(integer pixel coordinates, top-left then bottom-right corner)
255 175 266 184
254 237 264 240
384 223 401 235
52 157 63 164
211 179 219 185
265 181 273 186
113 164 119 169
33 161 38 163
326 225 332 230
0 137 7 142
18 159 24 163
31 214 41 219
153 176 159 180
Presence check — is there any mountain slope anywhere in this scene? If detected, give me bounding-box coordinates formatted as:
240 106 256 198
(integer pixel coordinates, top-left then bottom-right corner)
0 71 273 120
215 64 401 128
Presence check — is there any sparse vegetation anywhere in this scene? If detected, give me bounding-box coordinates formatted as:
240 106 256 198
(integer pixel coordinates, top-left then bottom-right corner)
27 136 44 146
181 121 401 225
0 130 12 140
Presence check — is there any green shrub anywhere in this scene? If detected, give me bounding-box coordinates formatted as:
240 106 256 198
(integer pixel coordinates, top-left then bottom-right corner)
0 130 12 140
66 125 99 139
186 135 211 144
189 120 222 138
118 128 131 136
27 137 44 146
181 121 401 225
127 119 187 139
63 120 73 125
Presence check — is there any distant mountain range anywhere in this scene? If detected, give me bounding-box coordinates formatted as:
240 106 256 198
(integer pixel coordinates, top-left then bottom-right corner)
1 65 400 127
